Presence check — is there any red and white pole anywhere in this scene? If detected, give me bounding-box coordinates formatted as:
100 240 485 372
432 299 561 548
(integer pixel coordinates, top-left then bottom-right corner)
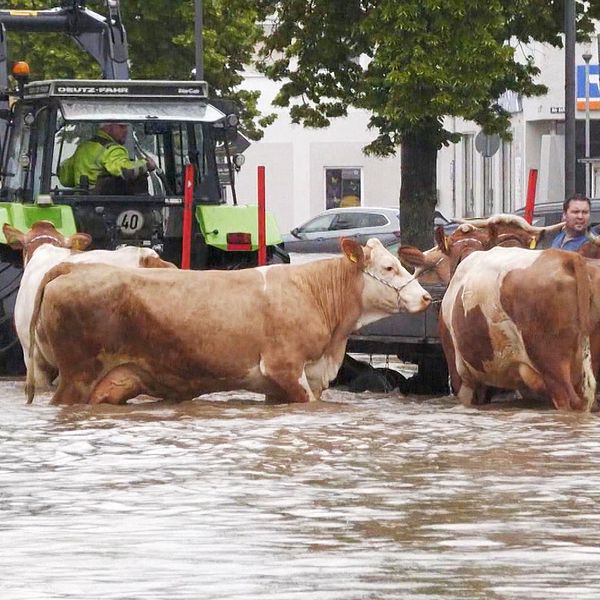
524 168 538 225
257 165 267 266
181 163 194 269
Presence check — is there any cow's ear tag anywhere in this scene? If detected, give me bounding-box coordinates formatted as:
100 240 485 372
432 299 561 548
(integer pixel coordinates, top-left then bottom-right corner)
348 252 359 263
529 238 537 249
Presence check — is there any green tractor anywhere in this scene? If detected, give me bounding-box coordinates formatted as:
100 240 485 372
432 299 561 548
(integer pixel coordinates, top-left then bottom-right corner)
0 1 288 375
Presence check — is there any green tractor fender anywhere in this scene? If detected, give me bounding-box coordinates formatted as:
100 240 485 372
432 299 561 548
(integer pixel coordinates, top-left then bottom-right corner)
195 204 283 251
0 201 78 245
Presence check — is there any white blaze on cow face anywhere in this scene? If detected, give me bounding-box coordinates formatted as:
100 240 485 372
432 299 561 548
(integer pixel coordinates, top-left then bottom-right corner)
352 238 431 328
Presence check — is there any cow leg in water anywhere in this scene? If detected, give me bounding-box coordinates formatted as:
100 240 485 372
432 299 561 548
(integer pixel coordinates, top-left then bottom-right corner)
262 357 314 404
439 317 462 395
51 376 91 405
32 347 58 390
542 368 588 411
520 358 591 411
89 365 147 405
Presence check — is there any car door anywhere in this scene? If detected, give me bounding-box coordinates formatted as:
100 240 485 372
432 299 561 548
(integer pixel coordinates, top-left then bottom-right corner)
285 213 337 252
327 212 367 251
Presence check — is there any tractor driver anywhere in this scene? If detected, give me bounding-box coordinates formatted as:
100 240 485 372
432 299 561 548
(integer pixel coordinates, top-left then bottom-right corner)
58 122 156 194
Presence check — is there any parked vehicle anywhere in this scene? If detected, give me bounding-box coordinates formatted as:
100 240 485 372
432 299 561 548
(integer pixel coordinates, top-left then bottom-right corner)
282 207 400 253
282 207 459 254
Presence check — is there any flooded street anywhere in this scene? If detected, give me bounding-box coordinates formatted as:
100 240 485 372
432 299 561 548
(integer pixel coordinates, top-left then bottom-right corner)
2 380 600 599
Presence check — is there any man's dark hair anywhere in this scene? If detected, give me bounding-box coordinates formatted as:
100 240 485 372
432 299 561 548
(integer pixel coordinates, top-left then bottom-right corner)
563 193 591 212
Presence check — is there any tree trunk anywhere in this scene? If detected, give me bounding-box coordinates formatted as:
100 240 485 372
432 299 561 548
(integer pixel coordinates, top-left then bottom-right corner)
399 126 439 250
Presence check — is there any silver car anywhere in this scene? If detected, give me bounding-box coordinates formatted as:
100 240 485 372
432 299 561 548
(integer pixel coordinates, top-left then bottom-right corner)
282 207 401 253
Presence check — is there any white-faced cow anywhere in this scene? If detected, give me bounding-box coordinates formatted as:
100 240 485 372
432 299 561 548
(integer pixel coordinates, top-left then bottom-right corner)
3 221 175 388
27 238 432 405
440 246 595 412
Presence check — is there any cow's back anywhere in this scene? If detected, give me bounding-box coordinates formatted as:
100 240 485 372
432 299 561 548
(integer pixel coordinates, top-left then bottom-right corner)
442 247 595 410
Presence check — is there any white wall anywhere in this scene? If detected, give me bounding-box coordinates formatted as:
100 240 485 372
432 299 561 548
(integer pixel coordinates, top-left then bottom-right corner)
235 69 400 234
234 31 600 229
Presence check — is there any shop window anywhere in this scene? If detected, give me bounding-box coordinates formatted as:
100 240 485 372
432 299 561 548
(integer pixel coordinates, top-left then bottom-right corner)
325 168 362 209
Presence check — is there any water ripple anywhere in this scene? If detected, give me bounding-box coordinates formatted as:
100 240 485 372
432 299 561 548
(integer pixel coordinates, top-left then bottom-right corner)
1 382 600 598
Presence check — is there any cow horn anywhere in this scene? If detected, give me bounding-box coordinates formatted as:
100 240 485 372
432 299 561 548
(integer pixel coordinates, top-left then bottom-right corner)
586 230 600 246
453 214 565 236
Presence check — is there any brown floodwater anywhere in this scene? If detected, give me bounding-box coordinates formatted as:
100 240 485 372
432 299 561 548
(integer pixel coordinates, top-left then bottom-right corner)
1 379 600 599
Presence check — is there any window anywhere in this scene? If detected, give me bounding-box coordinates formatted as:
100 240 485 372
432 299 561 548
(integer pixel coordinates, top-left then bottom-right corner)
325 168 362 209
366 213 388 227
462 135 475 217
301 213 336 233
330 213 364 230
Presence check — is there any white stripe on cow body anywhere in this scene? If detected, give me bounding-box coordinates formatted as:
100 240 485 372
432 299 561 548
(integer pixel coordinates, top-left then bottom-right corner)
298 370 318 402
258 355 267 377
255 264 280 291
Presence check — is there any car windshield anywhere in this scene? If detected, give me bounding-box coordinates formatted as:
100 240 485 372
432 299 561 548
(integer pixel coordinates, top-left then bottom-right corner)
301 214 335 233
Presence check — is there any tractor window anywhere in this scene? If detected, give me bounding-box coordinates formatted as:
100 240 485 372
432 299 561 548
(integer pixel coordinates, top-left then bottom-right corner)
29 108 52 199
1 107 32 198
51 120 98 190
49 119 219 200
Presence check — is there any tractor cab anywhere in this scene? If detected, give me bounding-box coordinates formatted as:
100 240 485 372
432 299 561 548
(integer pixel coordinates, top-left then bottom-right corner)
0 79 285 268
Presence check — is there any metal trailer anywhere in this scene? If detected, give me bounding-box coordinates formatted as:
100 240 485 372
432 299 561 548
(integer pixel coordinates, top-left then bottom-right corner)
348 283 449 393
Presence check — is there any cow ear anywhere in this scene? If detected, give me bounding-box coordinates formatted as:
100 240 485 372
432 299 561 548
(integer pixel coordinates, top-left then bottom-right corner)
66 233 93 251
2 223 25 249
341 238 364 266
398 245 425 268
434 226 449 254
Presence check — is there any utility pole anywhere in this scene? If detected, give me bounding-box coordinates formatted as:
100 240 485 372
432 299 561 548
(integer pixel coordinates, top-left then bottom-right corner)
565 0 576 197
583 51 592 197
194 0 204 81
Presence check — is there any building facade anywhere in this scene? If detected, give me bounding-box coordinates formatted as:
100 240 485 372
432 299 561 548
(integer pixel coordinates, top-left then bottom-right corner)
234 37 600 236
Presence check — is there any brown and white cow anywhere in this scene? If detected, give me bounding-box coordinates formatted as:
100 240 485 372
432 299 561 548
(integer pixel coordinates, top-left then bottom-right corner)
3 221 175 388
27 238 432 405
440 246 596 411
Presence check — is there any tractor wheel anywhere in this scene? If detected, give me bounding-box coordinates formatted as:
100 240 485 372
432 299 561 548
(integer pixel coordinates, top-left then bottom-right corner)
0 261 24 376
415 355 449 395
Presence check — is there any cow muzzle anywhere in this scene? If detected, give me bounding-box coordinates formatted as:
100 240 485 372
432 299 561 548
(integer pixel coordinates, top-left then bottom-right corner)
363 269 432 311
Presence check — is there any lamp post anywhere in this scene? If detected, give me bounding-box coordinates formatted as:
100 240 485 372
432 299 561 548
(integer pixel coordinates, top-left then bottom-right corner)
583 51 593 197
194 0 204 80
565 0 576 197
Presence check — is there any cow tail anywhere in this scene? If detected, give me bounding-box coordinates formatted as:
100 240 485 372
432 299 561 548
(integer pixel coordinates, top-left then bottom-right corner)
574 255 596 411
26 262 76 404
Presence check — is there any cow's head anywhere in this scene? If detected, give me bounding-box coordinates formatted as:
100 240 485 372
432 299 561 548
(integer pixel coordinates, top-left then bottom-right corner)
454 214 565 249
342 237 431 315
398 224 488 285
2 221 92 265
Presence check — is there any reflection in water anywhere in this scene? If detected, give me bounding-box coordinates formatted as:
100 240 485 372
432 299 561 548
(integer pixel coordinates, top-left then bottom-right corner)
1 380 600 599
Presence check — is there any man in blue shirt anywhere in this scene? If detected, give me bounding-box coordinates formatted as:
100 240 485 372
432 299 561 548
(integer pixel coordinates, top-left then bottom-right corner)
551 193 591 251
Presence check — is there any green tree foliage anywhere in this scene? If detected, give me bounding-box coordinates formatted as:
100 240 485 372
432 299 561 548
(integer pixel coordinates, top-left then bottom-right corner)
257 0 600 248
3 0 273 139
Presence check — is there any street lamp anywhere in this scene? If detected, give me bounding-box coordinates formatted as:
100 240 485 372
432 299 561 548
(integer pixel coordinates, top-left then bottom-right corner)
583 51 593 197
194 0 204 80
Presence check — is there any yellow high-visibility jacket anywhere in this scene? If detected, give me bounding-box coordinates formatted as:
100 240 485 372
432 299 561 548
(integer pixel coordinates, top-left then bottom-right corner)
58 129 147 188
